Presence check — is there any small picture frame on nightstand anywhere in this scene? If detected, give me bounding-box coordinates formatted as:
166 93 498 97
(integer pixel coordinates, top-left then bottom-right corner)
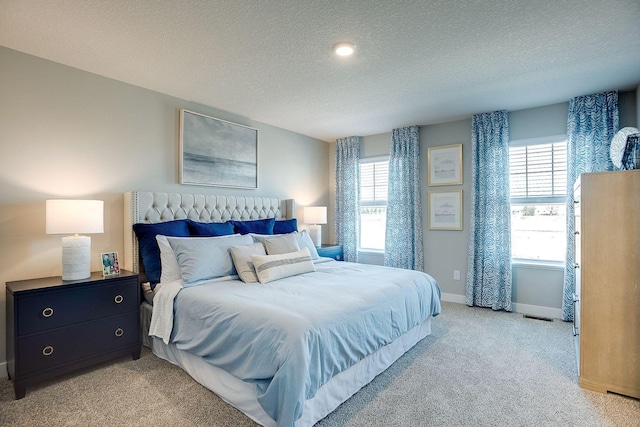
101 252 121 276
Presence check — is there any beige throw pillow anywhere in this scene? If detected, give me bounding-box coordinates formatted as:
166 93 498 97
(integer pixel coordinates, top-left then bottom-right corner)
263 233 300 255
230 242 267 283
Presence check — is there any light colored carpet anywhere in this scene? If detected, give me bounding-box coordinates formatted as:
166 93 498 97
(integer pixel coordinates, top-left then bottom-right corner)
1 301 638 426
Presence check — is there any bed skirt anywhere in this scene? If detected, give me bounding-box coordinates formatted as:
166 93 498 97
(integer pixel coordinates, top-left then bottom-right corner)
140 302 432 426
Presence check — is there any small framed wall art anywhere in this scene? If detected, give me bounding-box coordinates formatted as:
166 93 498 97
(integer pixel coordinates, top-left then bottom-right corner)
101 252 121 276
180 109 258 189
428 190 463 230
428 144 463 186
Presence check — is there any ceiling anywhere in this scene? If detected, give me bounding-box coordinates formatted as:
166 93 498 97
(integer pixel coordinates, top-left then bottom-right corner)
2 0 640 142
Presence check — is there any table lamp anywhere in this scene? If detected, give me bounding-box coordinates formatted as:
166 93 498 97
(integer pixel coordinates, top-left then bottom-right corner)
46 199 104 280
303 206 327 247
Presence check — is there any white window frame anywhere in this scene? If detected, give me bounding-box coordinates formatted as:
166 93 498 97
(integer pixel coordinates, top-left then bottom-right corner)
509 135 567 268
359 156 388 253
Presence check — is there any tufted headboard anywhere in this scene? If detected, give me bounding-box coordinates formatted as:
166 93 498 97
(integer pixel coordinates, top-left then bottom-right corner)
123 191 295 279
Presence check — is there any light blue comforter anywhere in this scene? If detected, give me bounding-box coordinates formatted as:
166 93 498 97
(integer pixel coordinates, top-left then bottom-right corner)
168 260 441 426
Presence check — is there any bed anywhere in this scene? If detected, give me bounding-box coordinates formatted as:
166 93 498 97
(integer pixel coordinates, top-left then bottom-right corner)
124 191 441 427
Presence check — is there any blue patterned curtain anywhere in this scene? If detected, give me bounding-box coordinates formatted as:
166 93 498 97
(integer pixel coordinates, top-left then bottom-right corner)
384 125 423 270
335 136 361 262
466 110 512 311
562 91 618 321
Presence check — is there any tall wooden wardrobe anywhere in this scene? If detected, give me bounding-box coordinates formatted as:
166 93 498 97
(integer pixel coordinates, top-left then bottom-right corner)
573 169 640 399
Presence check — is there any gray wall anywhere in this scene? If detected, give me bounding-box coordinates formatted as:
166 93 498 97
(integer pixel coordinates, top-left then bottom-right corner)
637 83 640 126
420 119 472 299
620 90 638 128
0 47 330 367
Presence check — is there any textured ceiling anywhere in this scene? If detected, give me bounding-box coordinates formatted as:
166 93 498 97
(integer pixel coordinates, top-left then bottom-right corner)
1 0 639 142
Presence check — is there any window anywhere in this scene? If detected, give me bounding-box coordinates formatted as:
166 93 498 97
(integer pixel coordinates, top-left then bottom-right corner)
359 158 388 251
509 138 567 262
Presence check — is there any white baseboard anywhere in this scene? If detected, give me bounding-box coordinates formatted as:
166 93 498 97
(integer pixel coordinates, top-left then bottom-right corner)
511 302 563 320
441 293 563 320
0 362 7 379
441 293 466 304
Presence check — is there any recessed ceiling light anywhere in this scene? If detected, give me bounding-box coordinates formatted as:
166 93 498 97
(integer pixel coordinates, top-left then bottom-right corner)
333 42 356 57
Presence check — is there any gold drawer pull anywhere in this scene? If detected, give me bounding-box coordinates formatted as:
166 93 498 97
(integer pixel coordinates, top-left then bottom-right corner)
114 328 124 337
42 345 54 356
42 307 54 318
114 295 124 304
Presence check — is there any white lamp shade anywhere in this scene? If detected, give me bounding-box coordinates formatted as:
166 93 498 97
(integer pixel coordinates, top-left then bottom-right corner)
303 206 327 225
46 199 104 234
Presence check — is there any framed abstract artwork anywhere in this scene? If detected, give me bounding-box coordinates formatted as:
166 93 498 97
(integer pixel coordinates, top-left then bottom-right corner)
180 109 258 188
428 190 463 230
428 144 463 186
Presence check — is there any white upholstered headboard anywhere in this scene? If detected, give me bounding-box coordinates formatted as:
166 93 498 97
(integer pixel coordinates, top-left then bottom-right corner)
123 191 295 277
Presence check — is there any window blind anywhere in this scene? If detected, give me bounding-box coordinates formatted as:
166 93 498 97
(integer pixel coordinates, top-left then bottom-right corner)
510 141 567 202
360 160 388 205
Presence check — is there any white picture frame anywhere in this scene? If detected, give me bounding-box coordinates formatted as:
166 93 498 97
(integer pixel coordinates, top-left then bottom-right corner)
101 252 121 276
180 109 258 189
428 144 463 186
428 190 463 230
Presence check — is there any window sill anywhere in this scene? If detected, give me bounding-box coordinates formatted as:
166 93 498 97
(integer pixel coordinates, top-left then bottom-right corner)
358 249 384 255
512 259 564 271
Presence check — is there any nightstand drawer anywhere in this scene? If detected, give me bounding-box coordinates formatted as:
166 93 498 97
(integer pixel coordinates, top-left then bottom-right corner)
17 312 139 376
17 280 138 335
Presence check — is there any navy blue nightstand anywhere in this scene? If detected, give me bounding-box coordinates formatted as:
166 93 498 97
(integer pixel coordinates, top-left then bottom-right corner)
6 270 141 399
317 244 344 261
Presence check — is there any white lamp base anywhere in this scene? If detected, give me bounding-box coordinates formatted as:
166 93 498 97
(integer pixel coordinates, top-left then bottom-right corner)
61 235 91 280
309 224 322 247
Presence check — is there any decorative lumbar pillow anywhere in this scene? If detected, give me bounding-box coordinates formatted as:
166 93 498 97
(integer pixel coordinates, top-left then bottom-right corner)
230 242 267 283
133 219 191 287
167 234 253 285
263 233 300 255
188 220 235 237
250 247 316 284
156 235 182 283
273 218 298 234
229 218 275 235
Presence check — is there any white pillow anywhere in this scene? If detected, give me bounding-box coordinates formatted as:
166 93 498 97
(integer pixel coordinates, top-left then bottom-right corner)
250 233 273 243
250 247 316 284
167 234 252 285
230 242 266 283
156 235 182 283
295 230 320 260
263 233 300 255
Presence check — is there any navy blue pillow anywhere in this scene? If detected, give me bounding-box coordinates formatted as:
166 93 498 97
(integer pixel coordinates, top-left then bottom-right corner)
188 220 235 237
133 219 190 285
273 218 298 234
230 218 275 235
